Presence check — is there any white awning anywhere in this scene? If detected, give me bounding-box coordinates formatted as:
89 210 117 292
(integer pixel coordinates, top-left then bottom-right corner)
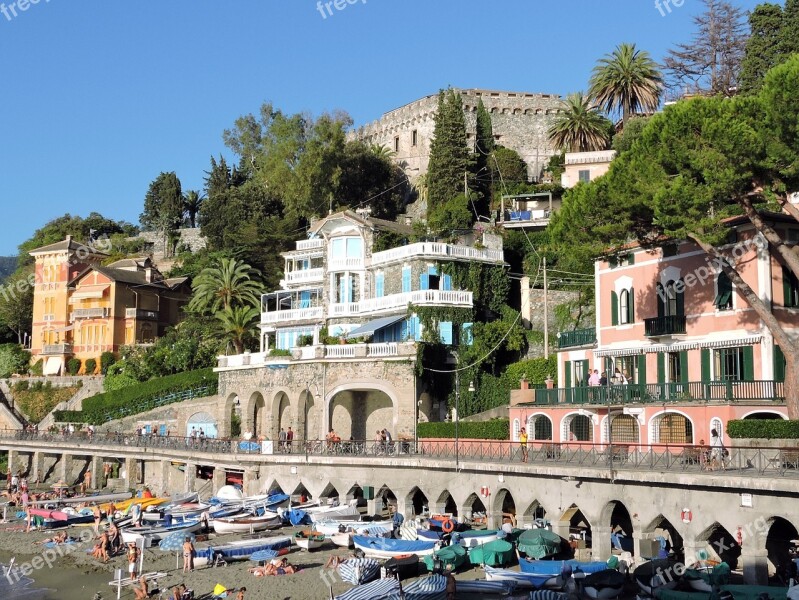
69 285 109 301
43 357 62 376
347 315 405 339
594 335 762 357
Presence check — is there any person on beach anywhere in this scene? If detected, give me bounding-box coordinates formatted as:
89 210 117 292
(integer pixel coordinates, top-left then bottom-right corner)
127 542 140 580
324 550 356 569
133 575 149 600
182 536 195 573
92 505 103 535
235 587 246 600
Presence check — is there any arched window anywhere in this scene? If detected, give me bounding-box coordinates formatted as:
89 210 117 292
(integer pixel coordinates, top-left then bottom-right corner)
619 289 634 324
611 414 639 443
512 418 521 442
528 415 553 441
570 415 593 442
657 280 685 318
710 417 724 443
652 412 693 444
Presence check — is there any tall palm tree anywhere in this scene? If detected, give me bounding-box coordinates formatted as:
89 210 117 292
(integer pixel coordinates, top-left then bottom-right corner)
548 92 611 152
588 43 663 125
183 190 204 228
215 305 260 354
188 257 262 315
370 143 395 159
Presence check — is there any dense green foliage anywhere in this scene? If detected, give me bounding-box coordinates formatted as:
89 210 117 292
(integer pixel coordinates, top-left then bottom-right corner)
0 344 30 378
427 89 472 217
418 419 509 440
58 369 218 425
16 384 78 423
66 358 81 376
84 358 97 375
140 172 184 247
548 92 611 152
612 116 650 153
739 3 787 93
100 352 116 375
727 419 799 439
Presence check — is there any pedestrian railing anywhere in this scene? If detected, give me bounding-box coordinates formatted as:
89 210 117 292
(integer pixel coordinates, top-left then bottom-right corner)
1 429 798 478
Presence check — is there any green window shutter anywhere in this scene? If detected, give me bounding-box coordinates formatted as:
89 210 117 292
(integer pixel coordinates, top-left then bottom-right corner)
742 346 754 381
565 361 572 388
611 291 618 326
604 357 614 380
580 359 589 386
637 354 647 385
628 252 635 265
701 349 711 384
676 281 685 316
679 351 690 383
774 344 786 382
657 353 666 385
629 287 635 323
657 284 665 318
784 267 792 307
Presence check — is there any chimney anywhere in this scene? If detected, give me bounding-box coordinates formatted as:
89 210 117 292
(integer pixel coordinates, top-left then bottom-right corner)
520 376 529 390
65 235 72 243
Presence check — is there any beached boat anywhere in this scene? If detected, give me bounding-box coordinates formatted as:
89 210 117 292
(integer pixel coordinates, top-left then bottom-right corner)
294 530 326 550
519 558 610 576
454 529 500 548
401 573 448 598
352 535 437 559
422 543 467 572
656 585 790 600
337 557 380 585
28 491 132 506
467 539 515 567
306 502 360 523
581 569 627 599
484 565 553 589
27 508 94 529
120 519 204 547
683 561 731 592
382 554 420 581
455 579 518 595
193 535 292 567
212 513 281 534
313 519 364 536
331 531 353 548
634 559 681 595
102 496 168 513
333 577 400 600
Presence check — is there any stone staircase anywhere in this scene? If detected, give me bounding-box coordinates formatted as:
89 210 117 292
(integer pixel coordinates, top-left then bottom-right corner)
0 381 27 428
38 377 105 429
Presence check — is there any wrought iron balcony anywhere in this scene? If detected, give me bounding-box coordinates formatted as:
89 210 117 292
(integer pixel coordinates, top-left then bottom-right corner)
644 315 687 336
72 308 109 320
557 328 596 349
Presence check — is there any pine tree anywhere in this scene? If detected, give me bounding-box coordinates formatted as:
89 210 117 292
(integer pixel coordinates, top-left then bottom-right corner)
783 0 799 56
474 99 495 216
739 3 785 93
427 89 471 217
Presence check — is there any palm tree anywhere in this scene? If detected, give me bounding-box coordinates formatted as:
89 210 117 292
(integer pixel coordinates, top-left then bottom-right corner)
183 190 204 228
188 257 262 315
370 144 395 160
215 305 260 354
588 43 663 125
548 92 611 152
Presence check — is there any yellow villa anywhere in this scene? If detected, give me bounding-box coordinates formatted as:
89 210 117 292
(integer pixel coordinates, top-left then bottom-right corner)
30 236 190 375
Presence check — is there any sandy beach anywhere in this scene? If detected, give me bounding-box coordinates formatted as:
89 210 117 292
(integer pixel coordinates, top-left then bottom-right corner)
0 520 498 600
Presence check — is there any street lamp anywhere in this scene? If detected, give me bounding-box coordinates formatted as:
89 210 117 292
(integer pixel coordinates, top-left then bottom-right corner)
454 375 475 471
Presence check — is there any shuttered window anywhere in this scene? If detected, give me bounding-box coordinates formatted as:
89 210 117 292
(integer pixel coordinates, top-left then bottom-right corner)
714 272 733 311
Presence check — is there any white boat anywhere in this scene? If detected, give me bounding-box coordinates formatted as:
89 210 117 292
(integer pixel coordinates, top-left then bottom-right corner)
295 530 326 550
29 491 133 506
192 535 292 567
331 532 353 548
313 519 365 536
352 535 438 559
120 520 204 547
212 513 282 535
307 503 360 523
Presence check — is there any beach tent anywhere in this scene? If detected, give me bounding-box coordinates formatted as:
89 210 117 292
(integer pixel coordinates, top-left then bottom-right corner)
468 539 515 566
517 528 563 559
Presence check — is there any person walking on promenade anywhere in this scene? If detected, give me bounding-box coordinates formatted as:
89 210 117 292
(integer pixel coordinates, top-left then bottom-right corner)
286 427 294 453
519 427 529 462
278 428 286 452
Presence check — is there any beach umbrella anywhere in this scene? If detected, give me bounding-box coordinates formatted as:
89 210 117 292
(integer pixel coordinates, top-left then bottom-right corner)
213 583 228 597
249 549 279 564
517 528 563 559
158 531 195 569
333 577 400 600
392 573 447 600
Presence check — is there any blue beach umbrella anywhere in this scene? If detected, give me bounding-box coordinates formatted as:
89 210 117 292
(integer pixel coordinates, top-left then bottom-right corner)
159 531 195 568
334 577 400 600
249 549 279 563
394 573 447 600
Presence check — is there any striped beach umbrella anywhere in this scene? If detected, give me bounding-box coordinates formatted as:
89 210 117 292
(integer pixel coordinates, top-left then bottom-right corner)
337 558 379 585
333 576 400 600
394 573 447 600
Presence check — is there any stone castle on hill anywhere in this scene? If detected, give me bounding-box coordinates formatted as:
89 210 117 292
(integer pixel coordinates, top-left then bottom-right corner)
349 88 563 182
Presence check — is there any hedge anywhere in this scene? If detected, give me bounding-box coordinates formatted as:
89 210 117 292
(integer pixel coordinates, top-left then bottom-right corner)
54 368 218 425
727 419 799 439
418 419 509 440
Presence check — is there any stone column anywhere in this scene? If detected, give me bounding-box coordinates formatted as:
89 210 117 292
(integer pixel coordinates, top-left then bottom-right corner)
7 450 18 475
58 453 72 483
212 466 226 494
184 463 197 493
124 457 137 488
243 468 259 496
742 544 769 585
89 456 103 491
682 539 708 565
155 460 171 496
396 494 410 520
592 526 613 561
552 519 571 543
366 498 378 517
30 452 44 484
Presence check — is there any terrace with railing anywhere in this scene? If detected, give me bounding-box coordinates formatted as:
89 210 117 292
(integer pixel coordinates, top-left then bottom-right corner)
529 380 784 406
370 242 504 267
557 328 597 349
217 342 416 369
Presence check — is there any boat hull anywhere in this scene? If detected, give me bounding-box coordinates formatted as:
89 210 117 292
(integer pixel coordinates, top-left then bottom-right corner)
212 515 281 535
352 535 437 559
120 520 203 546
193 535 292 567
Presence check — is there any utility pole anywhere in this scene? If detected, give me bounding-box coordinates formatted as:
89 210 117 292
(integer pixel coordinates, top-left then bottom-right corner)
543 257 549 359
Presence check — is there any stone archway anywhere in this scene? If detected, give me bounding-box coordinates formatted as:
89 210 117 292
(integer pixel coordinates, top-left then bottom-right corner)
461 493 487 524
329 389 394 441
765 516 799 580
600 500 635 555
273 392 292 440
435 490 458 517
493 488 517 528
695 521 741 568
522 500 547 528
186 412 218 438
297 388 319 442
222 393 239 438
406 486 429 517
642 514 683 562
320 482 340 501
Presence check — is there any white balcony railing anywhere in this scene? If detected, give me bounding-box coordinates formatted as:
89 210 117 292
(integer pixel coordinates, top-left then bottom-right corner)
73 308 109 320
367 343 399 357
42 343 73 355
43 314 56 322
329 302 361 317
125 308 159 320
261 306 324 325
370 242 503 266
325 345 356 358
284 268 324 285
358 290 473 315
295 238 325 251
328 257 365 271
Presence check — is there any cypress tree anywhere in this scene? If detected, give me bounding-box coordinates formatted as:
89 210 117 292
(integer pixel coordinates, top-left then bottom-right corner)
783 0 799 56
474 99 494 216
427 89 471 217
739 3 785 93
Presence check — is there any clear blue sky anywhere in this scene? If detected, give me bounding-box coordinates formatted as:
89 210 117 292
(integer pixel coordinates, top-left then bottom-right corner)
0 0 766 255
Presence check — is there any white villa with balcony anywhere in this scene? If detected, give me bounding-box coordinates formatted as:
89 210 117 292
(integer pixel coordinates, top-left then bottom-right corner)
259 210 505 353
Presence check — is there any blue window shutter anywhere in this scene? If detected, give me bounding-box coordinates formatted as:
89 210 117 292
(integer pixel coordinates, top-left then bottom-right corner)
300 290 311 308
159 425 166 436
442 274 452 291
402 267 411 293
461 323 473 345
428 266 438 275
375 273 384 298
420 273 429 290
439 321 453 345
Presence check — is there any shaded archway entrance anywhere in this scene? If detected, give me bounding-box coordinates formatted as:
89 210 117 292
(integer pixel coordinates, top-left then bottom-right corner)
320 483 339 502
436 490 458 517
273 392 291 440
561 504 592 548
329 387 394 440
292 482 313 503
250 392 265 438
765 517 799 581
602 500 634 554
376 485 397 516
407 487 429 517
696 522 740 568
642 515 683 562
298 388 319 442
461 493 487 525
267 481 284 495
522 500 547 528
494 488 517 527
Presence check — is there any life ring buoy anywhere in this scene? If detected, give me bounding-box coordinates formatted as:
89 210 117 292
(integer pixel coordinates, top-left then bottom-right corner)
442 518 455 533
681 508 692 524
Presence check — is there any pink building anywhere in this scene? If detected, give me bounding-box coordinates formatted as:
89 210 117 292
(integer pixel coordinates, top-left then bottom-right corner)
509 215 791 447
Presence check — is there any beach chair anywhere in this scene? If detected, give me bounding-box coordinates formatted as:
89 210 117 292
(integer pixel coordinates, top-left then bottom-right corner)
211 551 227 568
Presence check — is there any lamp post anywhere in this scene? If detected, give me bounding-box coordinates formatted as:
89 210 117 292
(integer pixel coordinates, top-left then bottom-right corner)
454 375 475 471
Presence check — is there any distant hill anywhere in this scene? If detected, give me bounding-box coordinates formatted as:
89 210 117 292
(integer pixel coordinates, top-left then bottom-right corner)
0 257 17 282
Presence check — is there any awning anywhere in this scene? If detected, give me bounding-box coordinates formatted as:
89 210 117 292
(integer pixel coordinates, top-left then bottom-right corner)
69 285 109 301
347 315 406 339
43 357 62 376
594 334 762 357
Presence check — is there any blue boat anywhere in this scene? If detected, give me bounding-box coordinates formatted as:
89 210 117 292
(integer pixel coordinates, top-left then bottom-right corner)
519 558 610 575
352 535 438 558
193 535 292 567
